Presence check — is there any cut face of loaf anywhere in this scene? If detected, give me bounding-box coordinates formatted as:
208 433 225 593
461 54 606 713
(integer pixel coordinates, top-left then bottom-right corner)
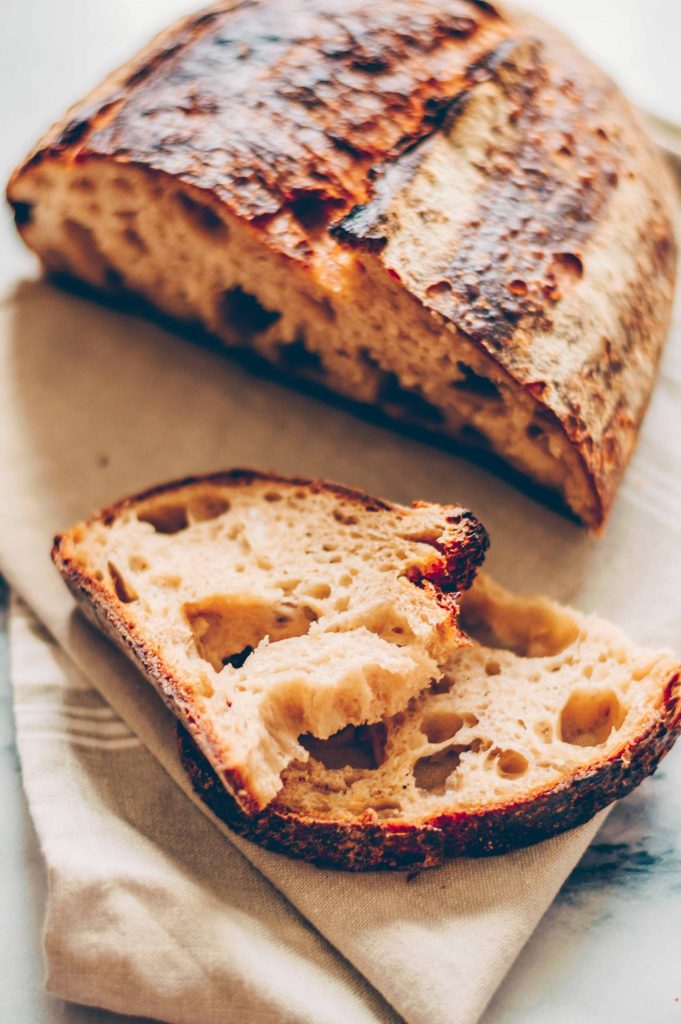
7 1 677 527
52 470 488 813
181 573 681 869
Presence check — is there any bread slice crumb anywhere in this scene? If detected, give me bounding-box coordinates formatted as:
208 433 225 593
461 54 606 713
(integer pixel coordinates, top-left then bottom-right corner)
52 470 487 812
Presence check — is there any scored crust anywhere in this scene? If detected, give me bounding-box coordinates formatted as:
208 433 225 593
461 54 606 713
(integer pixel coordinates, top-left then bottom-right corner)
52 469 488 814
7 1 677 527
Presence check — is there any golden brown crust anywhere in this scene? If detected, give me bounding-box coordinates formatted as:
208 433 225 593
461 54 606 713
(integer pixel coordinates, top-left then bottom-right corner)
52 469 488 816
179 666 681 869
8 1 677 526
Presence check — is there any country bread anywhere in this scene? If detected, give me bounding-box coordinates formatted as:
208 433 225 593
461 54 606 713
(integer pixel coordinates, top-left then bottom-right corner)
52 472 681 868
8 1 677 526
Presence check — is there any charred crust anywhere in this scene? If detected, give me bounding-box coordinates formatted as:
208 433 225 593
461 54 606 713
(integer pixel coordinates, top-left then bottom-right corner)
57 118 92 149
437 513 489 592
404 506 489 600
16 0 506 223
466 0 500 16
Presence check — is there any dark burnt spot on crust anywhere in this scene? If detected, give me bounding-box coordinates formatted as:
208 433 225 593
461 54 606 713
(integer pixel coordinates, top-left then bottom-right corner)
405 511 489 611
58 118 92 148
466 0 500 16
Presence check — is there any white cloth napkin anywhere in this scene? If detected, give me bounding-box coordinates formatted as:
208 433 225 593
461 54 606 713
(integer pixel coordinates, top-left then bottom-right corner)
0 222 679 1023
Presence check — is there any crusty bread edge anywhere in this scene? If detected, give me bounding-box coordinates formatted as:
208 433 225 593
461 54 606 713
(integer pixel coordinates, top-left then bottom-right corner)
178 666 681 870
51 468 488 817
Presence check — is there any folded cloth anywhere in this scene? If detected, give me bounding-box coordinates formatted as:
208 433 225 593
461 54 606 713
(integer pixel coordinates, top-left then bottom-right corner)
0 253 679 1024
10 595 399 1024
10 593 604 1024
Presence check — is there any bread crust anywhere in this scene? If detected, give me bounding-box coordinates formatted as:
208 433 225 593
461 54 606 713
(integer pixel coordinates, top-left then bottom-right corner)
52 469 488 816
179 666 681 870
8 1 677 525
9 1 507 225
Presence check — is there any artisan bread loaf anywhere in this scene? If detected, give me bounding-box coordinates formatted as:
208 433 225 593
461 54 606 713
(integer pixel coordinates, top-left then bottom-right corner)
52 470 487 813
7 1 677 527
181 573 681 870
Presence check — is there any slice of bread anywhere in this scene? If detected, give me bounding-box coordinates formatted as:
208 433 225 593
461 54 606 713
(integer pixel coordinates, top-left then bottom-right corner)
52 470 488 813
180 573 681 870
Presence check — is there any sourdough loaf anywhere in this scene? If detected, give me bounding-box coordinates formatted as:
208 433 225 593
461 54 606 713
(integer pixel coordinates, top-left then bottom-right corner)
52 470 487 813
7 1 677 526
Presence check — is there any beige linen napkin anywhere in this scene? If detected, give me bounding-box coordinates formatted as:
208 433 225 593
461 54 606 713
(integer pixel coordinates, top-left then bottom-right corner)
0 261 679 1023
10 595 399 1024
9 589 604 1024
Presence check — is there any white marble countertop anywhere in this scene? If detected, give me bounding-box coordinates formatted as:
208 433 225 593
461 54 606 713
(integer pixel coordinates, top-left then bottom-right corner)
1 1 680 1021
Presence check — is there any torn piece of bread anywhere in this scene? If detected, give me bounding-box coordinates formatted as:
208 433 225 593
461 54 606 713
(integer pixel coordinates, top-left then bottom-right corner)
7 1 677 527
52 470 488 813
180 573 681 870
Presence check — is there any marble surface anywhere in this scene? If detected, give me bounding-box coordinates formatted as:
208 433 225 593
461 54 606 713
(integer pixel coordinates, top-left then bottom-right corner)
1 0 680 1021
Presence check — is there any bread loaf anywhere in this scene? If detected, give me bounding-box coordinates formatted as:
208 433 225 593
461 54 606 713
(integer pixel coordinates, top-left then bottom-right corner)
7 1 677 526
